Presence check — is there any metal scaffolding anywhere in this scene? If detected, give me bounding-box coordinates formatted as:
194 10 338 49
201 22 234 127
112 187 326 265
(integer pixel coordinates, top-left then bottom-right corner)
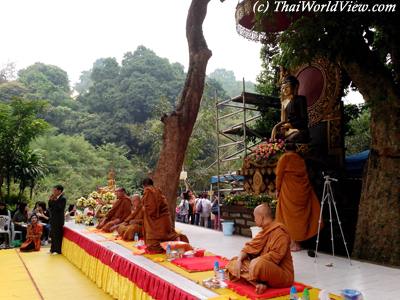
215 79 280 194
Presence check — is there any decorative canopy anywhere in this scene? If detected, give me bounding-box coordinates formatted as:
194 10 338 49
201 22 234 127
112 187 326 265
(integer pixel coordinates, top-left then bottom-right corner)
235 0 303 42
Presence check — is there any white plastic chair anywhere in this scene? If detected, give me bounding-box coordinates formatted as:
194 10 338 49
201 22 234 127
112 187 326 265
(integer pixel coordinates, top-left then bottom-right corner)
0 215 12 246
11 222 23 242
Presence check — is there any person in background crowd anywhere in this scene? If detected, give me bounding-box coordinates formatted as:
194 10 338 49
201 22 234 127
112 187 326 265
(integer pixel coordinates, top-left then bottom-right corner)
197 192 212 228
20 214 43 252
0 201 11 248
65 204 77 222
178 191 190 223
211 195 220 230
34 201 51 245
48 185 67 255
12 202 28 242
188 190 196 225
0 202 10 217
194 194 201 226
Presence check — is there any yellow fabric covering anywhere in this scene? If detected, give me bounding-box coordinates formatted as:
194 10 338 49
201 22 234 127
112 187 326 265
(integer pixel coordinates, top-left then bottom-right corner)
0 248 111 300
62 238 153 300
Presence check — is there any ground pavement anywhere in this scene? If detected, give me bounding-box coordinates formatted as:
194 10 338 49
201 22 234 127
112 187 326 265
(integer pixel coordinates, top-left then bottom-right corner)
176 222 400 299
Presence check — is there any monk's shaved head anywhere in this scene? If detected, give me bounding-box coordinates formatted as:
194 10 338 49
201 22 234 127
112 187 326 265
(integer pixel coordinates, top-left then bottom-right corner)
254 204 273 227
255 204 272 218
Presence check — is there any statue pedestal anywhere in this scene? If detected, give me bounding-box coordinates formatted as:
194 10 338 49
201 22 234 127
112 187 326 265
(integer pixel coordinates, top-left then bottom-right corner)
239 158 279 196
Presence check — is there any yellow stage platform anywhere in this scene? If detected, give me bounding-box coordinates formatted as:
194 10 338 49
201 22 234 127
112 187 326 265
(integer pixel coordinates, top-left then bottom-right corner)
0 248 112 300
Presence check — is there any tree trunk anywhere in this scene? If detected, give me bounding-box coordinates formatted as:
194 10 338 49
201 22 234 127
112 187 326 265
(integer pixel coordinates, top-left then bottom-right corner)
152 0 212 223
342 52 400 265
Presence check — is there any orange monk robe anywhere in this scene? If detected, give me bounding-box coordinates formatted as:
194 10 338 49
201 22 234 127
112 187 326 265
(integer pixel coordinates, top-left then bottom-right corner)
117 205 144 241
20 223 43 252
98 195 132 232
275 152 321 241
142 186 189 252
227 222 294 288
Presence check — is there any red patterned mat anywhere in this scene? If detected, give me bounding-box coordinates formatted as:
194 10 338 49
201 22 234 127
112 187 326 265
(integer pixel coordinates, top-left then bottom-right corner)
226 280 307 300
171 256 229 272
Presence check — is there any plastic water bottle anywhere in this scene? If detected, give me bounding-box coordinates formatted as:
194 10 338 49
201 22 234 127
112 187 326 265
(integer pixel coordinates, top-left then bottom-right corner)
134 233 139 243
302 288 310 300
213 261 220 278
166 244 171 260
217 269 225 281
289 286 298 300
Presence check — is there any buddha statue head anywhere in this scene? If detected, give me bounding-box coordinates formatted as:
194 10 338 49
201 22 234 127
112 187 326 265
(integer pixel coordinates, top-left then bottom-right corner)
281 76 299 100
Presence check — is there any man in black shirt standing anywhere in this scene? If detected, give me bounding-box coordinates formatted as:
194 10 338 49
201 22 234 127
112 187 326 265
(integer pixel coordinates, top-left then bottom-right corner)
48 185 67 255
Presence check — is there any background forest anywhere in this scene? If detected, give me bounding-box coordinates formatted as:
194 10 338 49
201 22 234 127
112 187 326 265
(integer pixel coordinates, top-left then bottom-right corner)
0 45 369 205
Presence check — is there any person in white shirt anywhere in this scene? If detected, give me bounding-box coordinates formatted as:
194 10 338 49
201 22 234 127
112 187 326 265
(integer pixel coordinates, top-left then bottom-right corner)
196 192 212 228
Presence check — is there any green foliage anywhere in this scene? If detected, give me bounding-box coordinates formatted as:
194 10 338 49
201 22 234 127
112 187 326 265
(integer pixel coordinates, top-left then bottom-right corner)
1 194 28 208
31 134 145 203
225 192 277 210
0 81 29 102
18 62 74 107
0 99 49 199
209 68 255 97
345 108 371 155
1 46 241 198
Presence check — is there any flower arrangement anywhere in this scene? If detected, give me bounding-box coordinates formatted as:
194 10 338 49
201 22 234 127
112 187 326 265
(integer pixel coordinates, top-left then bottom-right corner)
75 214 94 226
100 204 113 215
83 216 94 226
84 197 97 208
225 193 277 211
102 192 116 203
89 191 101 200
246 139 285 165
76 197 87 208
76 195 97 209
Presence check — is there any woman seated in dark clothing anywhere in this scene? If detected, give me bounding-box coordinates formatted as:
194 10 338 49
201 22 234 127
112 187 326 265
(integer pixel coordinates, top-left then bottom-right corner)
20 214 43 252
33 201 51 244
12 203 28 242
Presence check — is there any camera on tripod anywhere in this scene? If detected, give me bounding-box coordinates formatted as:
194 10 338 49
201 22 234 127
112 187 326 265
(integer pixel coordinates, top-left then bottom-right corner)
315 172 352 265
322 171 338 182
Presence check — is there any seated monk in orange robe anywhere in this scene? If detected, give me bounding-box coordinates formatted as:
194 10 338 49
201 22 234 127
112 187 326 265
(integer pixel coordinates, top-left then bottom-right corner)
226 204 294 294
97 187 132 232
275 143 321 251
117 194 144 240
141 178 189 253
20 214 43 252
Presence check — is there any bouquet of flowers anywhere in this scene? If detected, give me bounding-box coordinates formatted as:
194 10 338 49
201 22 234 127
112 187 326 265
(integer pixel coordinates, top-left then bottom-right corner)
75 214 84 224
76 197 87 208
100 204 113 215
83 215 94 226
89 191 101 200
102 192 116 203
84 197 97 209
246 139 285 165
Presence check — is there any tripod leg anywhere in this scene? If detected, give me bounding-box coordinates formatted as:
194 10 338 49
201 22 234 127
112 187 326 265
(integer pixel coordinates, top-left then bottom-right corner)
327 184 335 258
329 183 352 265
314 182 327 263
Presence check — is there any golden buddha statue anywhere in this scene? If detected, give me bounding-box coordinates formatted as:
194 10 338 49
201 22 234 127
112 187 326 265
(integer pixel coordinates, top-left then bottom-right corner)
271 74 310 143
107 169 116 192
